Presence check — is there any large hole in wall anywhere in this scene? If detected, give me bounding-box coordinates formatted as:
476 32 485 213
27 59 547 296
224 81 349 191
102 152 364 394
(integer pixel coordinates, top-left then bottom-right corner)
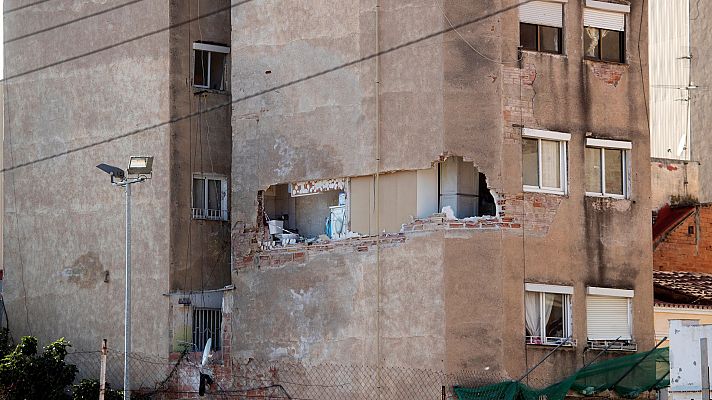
349 156 496 234
260 180 349 248
258 157 497 248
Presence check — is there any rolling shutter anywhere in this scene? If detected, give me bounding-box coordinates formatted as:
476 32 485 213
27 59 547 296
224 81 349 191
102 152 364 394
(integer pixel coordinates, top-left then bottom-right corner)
587 295 631 340
584 8 625 31
519 1 564 28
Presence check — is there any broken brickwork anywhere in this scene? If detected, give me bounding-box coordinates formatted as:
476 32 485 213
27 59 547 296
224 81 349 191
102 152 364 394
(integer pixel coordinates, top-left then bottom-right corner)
587 61 628 87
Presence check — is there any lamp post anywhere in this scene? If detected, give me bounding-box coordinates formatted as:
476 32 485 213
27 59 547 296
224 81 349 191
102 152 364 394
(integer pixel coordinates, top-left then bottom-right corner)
97 156 153 400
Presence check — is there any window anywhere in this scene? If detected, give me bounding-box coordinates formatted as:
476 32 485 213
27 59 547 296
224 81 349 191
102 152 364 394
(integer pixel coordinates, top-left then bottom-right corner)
522 128 570 194
583 0 629 63
585 138 631 198
525 283 573 346
519 1 564 54
586 287 633 343
193 308 222 351
193 174 228 221
193 42 230 91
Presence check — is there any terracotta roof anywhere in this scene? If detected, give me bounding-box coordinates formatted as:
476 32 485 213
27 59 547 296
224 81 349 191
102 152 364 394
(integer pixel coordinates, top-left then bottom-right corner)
654 270 712 306
653 204 695 244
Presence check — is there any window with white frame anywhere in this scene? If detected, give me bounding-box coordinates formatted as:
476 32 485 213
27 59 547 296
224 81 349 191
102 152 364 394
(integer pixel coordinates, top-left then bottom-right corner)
525 283 573 346
586 287 633 342
583 0 629 63
585 138 631 198
192 174 228 221
522 128 570 194
193 42 230 91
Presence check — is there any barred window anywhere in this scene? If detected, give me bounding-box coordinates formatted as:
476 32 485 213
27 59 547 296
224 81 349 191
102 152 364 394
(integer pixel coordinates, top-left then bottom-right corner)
193 308 222 351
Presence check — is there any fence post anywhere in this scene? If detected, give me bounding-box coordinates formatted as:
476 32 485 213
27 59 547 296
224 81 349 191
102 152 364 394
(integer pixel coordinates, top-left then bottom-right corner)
100 339 108 400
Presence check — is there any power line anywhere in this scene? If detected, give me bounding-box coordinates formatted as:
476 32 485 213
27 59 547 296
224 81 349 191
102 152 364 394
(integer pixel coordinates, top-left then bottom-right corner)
4 0 54 14
1 0 534 175
4 0 148 44
1 0 256 83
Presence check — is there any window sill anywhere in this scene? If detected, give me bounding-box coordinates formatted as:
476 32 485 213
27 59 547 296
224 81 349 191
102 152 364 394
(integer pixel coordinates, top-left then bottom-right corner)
585 192 627 200
583 58 628 67
192 87 231 96
586 340 637 352
521 49 567 59
524 187 567 196
526 342 576 350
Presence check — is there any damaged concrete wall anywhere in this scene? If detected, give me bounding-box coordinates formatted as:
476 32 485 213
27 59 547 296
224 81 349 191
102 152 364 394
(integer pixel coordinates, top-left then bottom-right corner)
3 0 171 354
690 1 712 203
169 0 232 292
230 0 653 380
651 159 700 211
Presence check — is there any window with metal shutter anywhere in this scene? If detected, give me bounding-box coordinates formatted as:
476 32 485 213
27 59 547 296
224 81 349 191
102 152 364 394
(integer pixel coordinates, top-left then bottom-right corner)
584 8 625 31
586 295 631 340
519 1 564 28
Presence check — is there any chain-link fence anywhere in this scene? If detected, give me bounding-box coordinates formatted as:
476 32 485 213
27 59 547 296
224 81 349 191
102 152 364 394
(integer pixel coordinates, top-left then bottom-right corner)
65 349 562 399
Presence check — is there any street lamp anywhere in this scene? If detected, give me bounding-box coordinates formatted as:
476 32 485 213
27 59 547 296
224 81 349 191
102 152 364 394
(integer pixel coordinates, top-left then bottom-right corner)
96 156 153 400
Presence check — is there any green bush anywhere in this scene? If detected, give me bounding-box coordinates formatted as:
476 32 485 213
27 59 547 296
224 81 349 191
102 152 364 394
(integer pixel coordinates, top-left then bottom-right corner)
0 336 78 400
73 379 123 400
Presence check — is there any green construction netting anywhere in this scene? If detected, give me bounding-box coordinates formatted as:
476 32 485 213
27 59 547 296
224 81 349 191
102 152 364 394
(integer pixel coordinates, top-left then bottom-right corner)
455 347 669 400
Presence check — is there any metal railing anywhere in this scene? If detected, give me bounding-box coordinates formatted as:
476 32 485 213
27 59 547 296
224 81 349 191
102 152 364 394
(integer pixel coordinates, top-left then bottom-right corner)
192 208 228 221
526 336 577 346
193 308 222 351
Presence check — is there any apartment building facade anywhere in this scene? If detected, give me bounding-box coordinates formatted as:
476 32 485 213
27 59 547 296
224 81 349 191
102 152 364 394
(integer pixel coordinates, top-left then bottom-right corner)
2 0 232 356
229 0 653 381
2 0 653 390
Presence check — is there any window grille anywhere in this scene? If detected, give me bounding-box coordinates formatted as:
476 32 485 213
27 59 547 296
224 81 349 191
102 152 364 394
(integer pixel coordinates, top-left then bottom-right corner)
193 308 222 351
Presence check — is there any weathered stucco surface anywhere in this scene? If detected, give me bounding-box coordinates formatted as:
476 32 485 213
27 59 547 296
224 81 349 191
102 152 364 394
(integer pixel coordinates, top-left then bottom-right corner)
3 0 171 354
690 1 712 203
168 0 232 292
230 0 654 379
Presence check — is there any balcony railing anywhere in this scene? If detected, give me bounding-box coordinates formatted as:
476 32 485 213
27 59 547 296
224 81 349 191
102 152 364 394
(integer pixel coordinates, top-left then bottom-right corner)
192 208 228 221
587 339 637 352
526 336 576 347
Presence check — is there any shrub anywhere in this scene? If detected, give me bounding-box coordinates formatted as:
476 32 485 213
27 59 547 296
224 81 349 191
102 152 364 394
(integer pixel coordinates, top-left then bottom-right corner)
0 336 78 400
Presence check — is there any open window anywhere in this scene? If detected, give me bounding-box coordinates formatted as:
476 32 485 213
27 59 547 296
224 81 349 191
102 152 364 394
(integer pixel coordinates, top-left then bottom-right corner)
193 174 228 221
583 0 628 63
525 283 573 346
193 42 230 91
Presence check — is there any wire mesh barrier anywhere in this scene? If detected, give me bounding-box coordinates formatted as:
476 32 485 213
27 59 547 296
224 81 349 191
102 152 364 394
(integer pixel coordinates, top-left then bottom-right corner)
64 347 666 399
64 349 559 399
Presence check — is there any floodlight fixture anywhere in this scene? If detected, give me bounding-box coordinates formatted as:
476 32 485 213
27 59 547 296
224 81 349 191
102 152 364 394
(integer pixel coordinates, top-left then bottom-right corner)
96 163 125 183
127 156 153 178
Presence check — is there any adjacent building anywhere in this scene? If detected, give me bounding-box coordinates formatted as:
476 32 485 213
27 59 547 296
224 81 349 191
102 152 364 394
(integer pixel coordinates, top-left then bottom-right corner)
2 0 232 357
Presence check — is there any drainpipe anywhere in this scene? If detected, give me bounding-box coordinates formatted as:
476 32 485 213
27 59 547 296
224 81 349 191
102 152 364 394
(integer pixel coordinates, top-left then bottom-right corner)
374 0 382 398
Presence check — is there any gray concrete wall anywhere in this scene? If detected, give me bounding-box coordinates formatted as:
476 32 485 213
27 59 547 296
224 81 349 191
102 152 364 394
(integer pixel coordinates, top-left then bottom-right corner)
690 1 712 202
168 0 232 293
229 0 653 379
3 0 171 354
650 159 699 211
